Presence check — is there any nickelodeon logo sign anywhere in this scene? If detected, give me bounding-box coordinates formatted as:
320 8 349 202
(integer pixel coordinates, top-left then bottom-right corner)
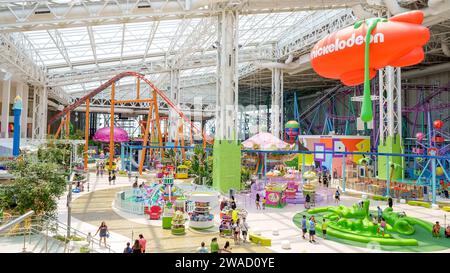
311 33 385 59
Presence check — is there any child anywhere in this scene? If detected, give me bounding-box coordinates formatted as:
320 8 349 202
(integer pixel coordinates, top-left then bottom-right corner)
322 218 327 239
262 197 266 210
309 216 316 243
379 218 386 237
255 193 261 210
301 215 307 239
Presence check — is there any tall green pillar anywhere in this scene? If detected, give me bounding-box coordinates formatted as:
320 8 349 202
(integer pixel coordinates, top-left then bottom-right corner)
212 140 241 194
377 135 403 180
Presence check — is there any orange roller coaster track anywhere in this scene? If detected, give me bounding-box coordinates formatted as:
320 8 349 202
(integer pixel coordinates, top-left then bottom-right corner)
48 71 212 174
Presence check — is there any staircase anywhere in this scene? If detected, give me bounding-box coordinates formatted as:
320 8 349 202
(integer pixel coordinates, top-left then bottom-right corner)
0 212 115 253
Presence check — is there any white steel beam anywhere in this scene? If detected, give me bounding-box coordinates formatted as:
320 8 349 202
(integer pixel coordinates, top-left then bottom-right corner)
87 26 98 67
47 29 73 69
0 1 365 32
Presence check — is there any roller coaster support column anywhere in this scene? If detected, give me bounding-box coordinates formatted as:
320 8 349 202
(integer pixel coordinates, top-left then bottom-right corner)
109 82 115 170
139 100 153 175
65 111 70 139
84 99 90 170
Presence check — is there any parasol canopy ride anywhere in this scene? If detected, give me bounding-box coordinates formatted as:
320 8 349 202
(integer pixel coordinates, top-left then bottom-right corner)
93 127 130 143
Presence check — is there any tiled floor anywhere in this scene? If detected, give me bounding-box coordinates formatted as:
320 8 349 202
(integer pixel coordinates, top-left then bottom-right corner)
61 172 450 253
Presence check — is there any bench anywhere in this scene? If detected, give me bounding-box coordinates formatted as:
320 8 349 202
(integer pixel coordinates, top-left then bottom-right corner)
249 233 272 246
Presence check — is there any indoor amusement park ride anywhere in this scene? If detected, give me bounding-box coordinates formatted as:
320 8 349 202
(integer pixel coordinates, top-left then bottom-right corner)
47 71 212 175
413 120 450 197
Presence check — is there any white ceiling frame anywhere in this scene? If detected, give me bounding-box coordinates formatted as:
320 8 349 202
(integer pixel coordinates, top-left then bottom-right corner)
46 29 73 69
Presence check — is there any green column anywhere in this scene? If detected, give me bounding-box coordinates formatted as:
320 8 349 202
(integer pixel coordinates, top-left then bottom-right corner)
377 135 403 181
212 140 241 194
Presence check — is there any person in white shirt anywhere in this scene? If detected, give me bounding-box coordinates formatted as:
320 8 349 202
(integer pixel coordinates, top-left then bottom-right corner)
240 218 250 243
196 242 209 253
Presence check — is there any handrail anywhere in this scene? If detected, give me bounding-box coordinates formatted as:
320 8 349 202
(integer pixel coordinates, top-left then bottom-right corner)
40 215 114 252
0 211 34 233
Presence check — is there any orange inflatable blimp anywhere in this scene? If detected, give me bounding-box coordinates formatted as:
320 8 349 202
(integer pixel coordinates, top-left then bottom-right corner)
310 11 429 86
310 11 430 122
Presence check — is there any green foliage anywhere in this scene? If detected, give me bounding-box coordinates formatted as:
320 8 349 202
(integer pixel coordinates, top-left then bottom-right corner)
162 149 177 166
189 145 213 186
53 234 84 243
69 129 84 140
2 145 70 215
241 167 251 189
80 246 90 253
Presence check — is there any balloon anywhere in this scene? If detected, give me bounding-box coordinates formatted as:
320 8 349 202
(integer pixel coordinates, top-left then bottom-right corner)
433 119 443 129
415 132 424 141
436 166 444 176
310 11 429 122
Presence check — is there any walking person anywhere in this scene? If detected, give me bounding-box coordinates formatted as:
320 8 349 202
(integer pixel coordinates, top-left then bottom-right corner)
322 218 328 239
123 242 132 253
255 193 261 210
378 218 387 237
108 170 112 185
99 161 104 177
334 188 341 204
210 237 219 253
305 194 311 209
309 216 316 243
220 241 232 253
112 169 117 185
240 218 249 243
262 197 266 210
197 242 209 253
377 206 383 221
138 234 147 253
301 215 308 239
94 221 109 247
232 219 241 245
132 239 142 253
96 161 100 177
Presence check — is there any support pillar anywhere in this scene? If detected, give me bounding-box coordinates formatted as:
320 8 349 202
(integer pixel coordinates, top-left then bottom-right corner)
168 69 180 142
17 83 29 138
270 68 283 139
213 8 241 194
215 9 238 140
1 77 11 138
109 83 115 169
31 85 48 139
377 67 403 181
84 99 90 170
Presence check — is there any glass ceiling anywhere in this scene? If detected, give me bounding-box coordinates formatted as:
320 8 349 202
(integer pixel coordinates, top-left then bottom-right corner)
21 10 331 96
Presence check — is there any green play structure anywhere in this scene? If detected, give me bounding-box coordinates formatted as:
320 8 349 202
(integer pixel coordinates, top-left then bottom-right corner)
293 200 450 252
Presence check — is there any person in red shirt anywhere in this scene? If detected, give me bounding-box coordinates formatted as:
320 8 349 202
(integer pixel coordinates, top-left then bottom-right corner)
138 234 147 253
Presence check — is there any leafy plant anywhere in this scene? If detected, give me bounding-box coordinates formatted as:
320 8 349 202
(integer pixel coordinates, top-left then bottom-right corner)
80 246 90 253
189 145 213 186
162 149 177 166
240 167 251 189
2 146 70 215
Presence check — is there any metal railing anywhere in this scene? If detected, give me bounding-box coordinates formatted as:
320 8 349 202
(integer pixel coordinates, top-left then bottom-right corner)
0 212 115 253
